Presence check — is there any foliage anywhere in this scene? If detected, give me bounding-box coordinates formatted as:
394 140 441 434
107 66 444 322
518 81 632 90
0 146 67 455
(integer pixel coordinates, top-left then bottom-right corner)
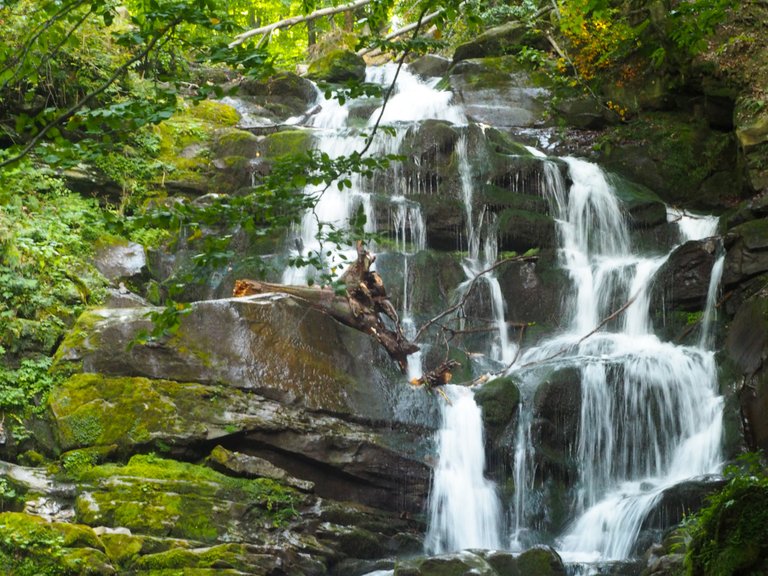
0 165 109 357
556 0 644 83
0 513 67 576
681 452 768 576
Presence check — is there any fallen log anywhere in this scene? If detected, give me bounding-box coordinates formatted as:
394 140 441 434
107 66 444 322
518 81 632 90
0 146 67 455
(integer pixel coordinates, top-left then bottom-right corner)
234 242 419 372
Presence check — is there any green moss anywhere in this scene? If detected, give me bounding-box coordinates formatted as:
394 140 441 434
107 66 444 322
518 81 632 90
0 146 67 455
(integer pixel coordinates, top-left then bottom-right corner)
474 376 521 438
730 217 768 251
74 454 300 541
100 533 143 566
263 129 312 158
683 456 768 576
307 49 365 83
187 100 239 126
0 512 111 576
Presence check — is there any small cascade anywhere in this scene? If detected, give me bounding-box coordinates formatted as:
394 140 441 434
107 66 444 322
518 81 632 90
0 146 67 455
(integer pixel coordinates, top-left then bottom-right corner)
392 196 427 381
425 385 502 554
504 157 725 563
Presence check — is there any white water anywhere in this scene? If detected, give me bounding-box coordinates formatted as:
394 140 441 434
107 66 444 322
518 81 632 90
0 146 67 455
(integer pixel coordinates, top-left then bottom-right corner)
505 158 724 562
425 385 502 554
275 65 725 566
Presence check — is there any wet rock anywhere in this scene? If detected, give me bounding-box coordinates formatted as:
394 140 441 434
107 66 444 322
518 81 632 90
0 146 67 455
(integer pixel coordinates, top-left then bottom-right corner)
642 476 726 531
726 293 768 452
497 249 568 340
651 237 720 312
532 367 581 480
497 208 557 253
474 375 521 445
450 63 550 128
610 175 668 230
409 55 452 78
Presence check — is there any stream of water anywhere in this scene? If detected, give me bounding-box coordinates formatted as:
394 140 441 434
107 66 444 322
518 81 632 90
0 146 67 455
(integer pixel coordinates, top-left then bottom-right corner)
279 64 725 570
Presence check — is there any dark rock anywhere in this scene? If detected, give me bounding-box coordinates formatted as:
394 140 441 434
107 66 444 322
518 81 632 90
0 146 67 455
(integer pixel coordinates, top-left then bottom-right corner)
395 551 495 575
238 71 317 119
409 55 452 78
553 96 611 130
609 175 668 230
497 250 568 341
724 218 768 286
532 367 581 480
474 375 521 444
497 208 557 253
651 238 720 312
642 476 726 531
726 293 768 453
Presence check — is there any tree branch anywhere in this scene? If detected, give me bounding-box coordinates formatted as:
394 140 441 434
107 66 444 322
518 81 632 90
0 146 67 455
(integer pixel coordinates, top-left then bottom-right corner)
0 18 182 169
414 254 538 342
229 0 374 48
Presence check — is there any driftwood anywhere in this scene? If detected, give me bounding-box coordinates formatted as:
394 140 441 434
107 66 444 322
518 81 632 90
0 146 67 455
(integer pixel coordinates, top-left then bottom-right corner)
234 242 419 372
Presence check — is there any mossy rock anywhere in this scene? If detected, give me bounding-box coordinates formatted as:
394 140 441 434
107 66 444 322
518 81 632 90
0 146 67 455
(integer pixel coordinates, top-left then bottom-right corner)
596 113 744 210
73 454 301 542
396 551 495 576
132 543 277 571
497 208 557 252
186 100 240 127
453 21 538 62
49 374 222 452
474 375 521 442
0 512 114 575
608 173 668 229
261 128 312 158
211 128 260 158
307 49 365 83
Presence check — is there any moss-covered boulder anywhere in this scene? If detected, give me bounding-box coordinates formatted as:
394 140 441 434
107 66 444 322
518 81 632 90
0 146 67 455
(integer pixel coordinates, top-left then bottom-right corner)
474 375 521 445
307 49 365 83
0 512 116 575
395 551 496 576
452 22 544 63
595 113 744 210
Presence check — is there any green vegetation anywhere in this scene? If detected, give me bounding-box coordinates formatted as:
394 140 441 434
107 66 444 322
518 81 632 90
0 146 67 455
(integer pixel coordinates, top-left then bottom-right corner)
681 453 768 576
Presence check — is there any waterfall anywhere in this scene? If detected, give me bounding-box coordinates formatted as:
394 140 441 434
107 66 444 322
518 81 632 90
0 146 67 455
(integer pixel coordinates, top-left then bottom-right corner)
425 385 502 554
504 158 724 562
276 64 725 567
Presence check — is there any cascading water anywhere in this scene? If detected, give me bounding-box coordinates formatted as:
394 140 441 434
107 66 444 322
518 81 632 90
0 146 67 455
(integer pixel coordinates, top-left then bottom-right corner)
506 158 724 563
278 62 725 569
425 385 502 554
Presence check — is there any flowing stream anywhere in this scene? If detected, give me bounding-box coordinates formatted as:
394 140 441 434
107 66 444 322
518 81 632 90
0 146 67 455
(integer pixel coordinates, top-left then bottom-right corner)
279 64 725 570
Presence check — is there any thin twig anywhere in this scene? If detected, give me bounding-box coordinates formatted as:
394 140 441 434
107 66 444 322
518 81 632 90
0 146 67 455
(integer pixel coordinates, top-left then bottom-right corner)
414 254 538 342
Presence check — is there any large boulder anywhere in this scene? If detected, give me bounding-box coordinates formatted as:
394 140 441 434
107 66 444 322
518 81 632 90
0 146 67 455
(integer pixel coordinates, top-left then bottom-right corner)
238 71 317 120
651 237 721 312
452 22 544 63
450 58 550 128
724 217 768 286
307 49 366 83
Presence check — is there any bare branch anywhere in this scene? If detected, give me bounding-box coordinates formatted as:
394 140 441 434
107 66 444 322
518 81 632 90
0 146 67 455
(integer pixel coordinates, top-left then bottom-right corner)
414 254 538 342
229 0 374 48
